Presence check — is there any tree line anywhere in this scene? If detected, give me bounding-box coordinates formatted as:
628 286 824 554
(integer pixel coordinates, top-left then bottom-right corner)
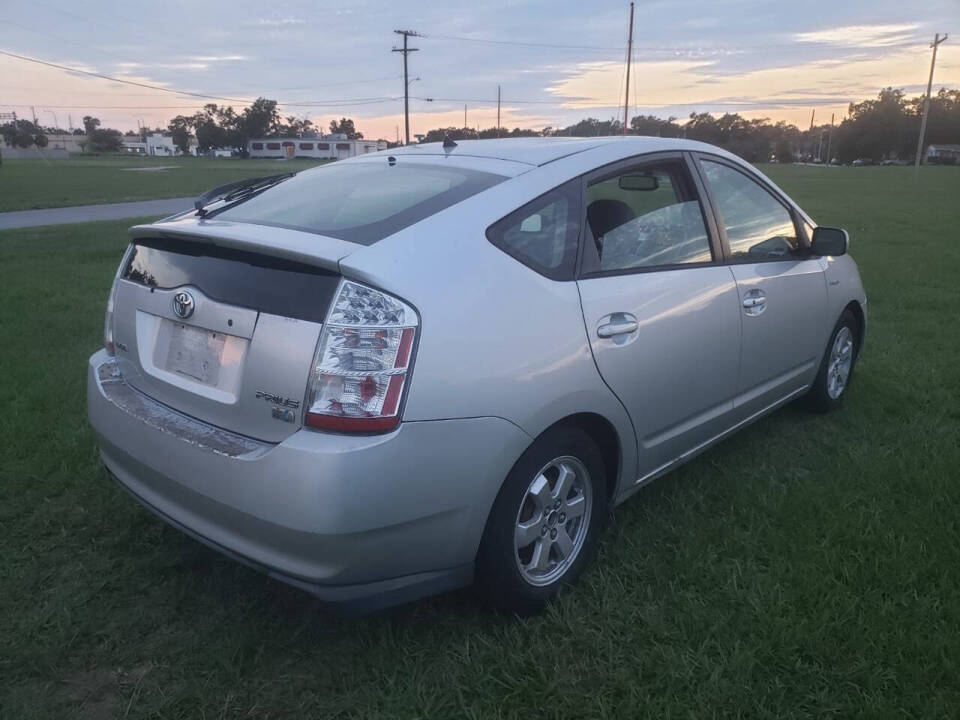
429 88 960 164
2 86 957 163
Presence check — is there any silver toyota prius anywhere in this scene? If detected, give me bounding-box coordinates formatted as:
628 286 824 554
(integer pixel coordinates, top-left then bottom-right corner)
87 137 866 613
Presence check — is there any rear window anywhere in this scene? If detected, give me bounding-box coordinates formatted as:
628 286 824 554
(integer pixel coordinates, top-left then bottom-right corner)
214 162 505 245
122 238 340 323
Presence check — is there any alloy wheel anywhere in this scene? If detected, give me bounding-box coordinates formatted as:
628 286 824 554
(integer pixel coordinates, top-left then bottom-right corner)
827 326 854 399
513 456 593 587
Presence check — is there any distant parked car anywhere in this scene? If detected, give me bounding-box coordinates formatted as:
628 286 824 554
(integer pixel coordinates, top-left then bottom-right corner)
851 158 875 166
88 137 867 613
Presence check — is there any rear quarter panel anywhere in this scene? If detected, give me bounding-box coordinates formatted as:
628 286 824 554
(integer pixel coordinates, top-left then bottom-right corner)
339 164 639 496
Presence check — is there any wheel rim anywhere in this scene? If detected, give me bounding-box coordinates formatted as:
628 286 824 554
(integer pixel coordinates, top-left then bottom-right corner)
826 326 854 400
513 456 593 587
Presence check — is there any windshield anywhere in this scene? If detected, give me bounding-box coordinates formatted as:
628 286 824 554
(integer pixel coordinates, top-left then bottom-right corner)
213 161 506 245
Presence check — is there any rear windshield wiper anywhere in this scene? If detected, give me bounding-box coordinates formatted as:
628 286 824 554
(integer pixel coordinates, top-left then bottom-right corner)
194 172 295 217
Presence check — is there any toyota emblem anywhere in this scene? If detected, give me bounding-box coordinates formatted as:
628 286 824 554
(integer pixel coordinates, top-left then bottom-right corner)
173 291 195 319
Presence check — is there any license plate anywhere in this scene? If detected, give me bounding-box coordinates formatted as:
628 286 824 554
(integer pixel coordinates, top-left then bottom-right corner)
165 322 226 385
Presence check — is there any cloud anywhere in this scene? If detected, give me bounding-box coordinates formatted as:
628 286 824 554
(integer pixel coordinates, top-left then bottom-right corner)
189 55 249 62
795 23 921 48
542 41 954 125
245 17 306 27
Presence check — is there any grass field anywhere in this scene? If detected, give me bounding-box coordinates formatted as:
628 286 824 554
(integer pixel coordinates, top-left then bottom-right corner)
0 155 328 212
1 165 959 718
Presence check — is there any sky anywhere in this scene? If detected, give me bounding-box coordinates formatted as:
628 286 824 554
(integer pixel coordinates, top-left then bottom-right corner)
1 0 958 140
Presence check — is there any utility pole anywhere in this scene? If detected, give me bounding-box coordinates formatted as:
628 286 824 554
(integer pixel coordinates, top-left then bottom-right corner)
915 33 948 170
622 1 634 135
497 85 501 137
31 105 38 126
392 29 419 145
825 112 834 164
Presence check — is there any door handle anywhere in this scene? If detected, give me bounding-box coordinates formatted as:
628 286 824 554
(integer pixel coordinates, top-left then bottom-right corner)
597 313 639 338
742 289 767 316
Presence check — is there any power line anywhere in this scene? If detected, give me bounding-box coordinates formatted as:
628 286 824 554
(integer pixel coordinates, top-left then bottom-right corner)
0 50 252 103
0 50 401 109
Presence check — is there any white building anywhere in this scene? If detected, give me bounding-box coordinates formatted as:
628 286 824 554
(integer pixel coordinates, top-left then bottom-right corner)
247 135 385 160
121 133 198 156
925 144 960 165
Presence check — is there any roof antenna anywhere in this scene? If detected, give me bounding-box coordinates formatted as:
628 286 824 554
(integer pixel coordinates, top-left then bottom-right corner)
442 134 457 150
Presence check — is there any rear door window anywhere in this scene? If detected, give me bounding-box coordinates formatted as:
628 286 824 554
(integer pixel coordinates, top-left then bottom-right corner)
214 162 505 245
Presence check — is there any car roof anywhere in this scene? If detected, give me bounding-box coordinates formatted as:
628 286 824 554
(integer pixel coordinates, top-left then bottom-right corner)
385 136 728 167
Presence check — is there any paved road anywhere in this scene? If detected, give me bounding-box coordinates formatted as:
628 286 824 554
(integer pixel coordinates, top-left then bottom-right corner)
0 196 194 230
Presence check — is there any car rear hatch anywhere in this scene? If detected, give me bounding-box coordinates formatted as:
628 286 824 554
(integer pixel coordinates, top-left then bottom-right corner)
110 227 348 443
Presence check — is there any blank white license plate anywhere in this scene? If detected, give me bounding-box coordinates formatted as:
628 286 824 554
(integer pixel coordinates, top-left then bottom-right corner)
165 322 226 385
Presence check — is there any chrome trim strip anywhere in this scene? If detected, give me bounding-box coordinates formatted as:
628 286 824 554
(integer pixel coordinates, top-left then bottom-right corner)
95 359 270 459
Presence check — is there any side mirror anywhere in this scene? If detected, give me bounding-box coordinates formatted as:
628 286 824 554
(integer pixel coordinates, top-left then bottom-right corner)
811 226 848 256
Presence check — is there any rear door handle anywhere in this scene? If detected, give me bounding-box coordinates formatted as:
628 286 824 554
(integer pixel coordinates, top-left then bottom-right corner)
597 313 639 338
742 289 767 316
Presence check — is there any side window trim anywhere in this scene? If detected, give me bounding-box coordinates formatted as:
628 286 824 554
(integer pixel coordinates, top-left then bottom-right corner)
576 151 721 279
690 152 807 263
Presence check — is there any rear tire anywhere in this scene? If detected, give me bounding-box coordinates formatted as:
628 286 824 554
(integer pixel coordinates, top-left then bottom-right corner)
808 309 859 412
476 426 607 615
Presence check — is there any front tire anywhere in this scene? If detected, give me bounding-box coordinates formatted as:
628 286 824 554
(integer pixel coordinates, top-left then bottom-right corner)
808 309 859 412
476 427 607 614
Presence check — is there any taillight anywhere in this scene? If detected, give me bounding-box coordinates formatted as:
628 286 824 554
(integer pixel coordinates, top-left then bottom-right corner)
104 245 132 355
305 280 419 433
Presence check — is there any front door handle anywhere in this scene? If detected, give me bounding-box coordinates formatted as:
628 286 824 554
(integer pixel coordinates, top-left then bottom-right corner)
742 289 767 316
597 313 639 338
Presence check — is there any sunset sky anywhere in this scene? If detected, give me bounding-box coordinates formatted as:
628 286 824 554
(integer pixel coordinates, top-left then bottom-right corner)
2 0 957 140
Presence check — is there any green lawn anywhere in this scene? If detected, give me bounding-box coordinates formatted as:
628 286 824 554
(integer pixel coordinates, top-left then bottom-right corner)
1 166 959 718
0 155 328 212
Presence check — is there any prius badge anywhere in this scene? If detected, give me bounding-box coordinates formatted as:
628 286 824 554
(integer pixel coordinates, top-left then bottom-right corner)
173 291 195 319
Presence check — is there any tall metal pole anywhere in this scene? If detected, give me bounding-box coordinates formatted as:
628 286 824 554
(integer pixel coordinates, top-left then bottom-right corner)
497 85 501 137
622 1 634 135
915 33 948 170
393 30 419 145
825 112 834 165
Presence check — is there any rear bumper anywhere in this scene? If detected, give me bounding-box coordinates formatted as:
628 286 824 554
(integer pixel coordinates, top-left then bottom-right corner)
87 350 530 611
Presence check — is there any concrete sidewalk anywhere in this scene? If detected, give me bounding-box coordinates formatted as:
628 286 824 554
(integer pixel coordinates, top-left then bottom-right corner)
0 197 194 230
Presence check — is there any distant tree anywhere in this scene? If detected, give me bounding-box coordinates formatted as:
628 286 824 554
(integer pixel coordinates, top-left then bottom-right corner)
909 87 960 152
630 114 680 137
82 116 101 135
833 88 916 162
190 104 227 152
281 115 314 137
328 118 363 139
240 98 281 140
88 128 122 153
775 140 793 163
167 115 193 155
421 126 478 143
553 117 623 136
1 119 48 148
